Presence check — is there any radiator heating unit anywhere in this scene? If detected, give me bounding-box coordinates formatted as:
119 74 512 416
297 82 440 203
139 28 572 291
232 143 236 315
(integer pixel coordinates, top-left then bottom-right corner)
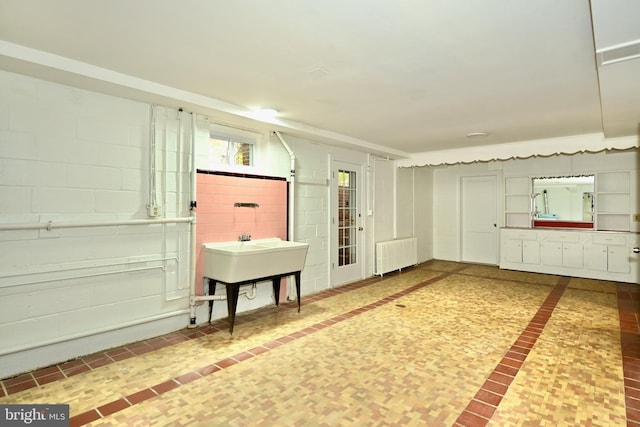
375 237 418 276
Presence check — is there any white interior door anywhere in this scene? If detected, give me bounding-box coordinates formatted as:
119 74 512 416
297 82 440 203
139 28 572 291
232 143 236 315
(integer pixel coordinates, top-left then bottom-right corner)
332 160 364 286
461 175 498 264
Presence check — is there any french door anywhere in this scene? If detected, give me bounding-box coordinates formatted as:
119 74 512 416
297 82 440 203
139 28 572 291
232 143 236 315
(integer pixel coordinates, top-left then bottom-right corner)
331 160 364 285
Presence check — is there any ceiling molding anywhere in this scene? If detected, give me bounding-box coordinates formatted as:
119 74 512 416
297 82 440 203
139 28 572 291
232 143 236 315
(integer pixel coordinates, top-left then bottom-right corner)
399 134 639 167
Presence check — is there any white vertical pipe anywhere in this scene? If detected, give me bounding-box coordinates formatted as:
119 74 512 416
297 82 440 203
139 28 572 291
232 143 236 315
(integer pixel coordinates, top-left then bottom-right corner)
188 112 199 327
273 131 296 301
175 109 185 291
162 108 168 215
148 106 158 211
176 109 183 217
274 131 296 242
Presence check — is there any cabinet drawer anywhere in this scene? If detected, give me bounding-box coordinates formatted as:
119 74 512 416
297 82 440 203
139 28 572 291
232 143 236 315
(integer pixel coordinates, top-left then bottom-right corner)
508 231 537 241
592 233 626 246
542 232 580 243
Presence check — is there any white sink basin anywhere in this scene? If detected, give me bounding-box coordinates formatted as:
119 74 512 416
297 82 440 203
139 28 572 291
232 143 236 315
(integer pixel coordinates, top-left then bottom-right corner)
202 238 309 283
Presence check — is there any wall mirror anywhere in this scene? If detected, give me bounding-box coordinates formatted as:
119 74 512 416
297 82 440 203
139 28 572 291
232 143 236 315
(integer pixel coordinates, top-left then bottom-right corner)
531 175 595 227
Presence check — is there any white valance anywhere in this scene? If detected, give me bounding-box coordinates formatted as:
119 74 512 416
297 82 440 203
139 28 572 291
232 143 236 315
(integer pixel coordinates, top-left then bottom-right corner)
397 133 639 167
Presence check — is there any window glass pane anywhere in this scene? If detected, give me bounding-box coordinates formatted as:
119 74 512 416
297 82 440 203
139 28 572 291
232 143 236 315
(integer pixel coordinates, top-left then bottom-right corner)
337 169 357 267
209 137 253 166
233 141 253 166
209 137 230 165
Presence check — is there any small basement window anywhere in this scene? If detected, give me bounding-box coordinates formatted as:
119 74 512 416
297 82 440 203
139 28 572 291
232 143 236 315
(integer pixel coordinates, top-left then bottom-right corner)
209 134 254 167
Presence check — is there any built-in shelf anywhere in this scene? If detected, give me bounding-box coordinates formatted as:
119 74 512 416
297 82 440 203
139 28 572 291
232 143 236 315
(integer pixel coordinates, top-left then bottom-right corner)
596 171 630 231
504 176 531 228
504 172 633 232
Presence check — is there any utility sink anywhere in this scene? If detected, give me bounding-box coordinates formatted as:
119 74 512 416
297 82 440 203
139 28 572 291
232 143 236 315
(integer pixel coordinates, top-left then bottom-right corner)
202 238 309 284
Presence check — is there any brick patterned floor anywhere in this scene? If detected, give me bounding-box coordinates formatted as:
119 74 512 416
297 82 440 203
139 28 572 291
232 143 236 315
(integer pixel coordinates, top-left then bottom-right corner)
0 261 637 426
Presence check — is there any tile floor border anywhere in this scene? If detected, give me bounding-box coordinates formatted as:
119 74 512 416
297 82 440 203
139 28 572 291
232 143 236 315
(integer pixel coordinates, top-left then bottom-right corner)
2 261 468 396
0 269 393 396
617 283 640 427
67 268 464 426
5 262 633 426
453 276 570 427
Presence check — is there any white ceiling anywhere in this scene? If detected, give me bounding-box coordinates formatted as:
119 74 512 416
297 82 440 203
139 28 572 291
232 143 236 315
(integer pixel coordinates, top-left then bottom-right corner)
0 0 638 159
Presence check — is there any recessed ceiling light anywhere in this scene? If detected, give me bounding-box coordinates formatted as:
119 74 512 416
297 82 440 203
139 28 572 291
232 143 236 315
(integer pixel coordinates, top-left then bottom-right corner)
466 132 490 138
252 107 278 118
258 108 278 116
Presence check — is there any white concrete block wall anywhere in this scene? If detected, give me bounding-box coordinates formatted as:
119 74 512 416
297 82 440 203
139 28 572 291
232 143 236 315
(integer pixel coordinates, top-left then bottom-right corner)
0 69 398 378
431 151 640 263
0 71 191 378
285 137 376 291
296 183 329 294
281 135 331 294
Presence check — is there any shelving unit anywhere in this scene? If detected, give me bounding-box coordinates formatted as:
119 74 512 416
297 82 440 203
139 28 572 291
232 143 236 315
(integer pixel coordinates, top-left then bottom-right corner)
596 171 630 231
504 176 531 228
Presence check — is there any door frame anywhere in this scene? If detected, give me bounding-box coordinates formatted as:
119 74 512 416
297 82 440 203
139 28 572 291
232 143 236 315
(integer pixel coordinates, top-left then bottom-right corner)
459 173 500 265
331 159 365 286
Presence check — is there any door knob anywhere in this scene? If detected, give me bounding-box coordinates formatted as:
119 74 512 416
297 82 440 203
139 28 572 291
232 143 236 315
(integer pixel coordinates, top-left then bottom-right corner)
633 247 640 254
358 227 364 231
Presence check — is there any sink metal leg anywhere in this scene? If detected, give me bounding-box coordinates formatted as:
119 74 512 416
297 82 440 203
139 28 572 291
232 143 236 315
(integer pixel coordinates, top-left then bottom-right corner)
208 279 217 323
226 284 240 335
294 271 301 313
272 277 281 306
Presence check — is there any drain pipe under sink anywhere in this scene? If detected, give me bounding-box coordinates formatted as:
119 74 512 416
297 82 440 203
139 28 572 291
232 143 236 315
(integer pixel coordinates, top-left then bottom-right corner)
273 131 297 302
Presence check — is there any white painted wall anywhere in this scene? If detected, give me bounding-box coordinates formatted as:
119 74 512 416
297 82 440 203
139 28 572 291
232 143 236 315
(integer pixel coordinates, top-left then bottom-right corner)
272 134 331 295
413 166 434 263
373 158 395 243
0 71 192 378
0 70 394 377
10 64 634 380
396 167 414 239
272 135 377 290
430 150 640 262
395 166 434 264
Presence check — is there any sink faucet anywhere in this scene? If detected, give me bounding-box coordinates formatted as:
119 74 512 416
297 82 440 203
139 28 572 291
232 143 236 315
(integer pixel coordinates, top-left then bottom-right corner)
238 232 251 242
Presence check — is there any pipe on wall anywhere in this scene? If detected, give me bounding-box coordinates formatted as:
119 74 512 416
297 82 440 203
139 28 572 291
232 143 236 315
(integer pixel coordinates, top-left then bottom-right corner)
0 309 190 357
0 217 192 232
148 106 159 215
0 259 179 289
273 131 297 302
188 112 199 327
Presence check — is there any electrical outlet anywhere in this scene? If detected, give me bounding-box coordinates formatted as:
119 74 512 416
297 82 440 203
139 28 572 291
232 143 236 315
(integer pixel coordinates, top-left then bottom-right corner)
634 214 640 222
147 204 161 218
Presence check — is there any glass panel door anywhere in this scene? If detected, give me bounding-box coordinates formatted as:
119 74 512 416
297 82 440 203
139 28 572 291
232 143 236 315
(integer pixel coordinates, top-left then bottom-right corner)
332 160 363 285
338 169 357 266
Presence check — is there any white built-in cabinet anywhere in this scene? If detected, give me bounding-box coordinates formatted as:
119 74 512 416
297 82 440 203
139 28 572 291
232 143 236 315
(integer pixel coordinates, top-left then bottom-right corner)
500 172 638 282
504 172 632 232
503 229 540 264
596 171 630 231
540 233 583 268
584 233 630 274
504 176 531 228
500 228 639 283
